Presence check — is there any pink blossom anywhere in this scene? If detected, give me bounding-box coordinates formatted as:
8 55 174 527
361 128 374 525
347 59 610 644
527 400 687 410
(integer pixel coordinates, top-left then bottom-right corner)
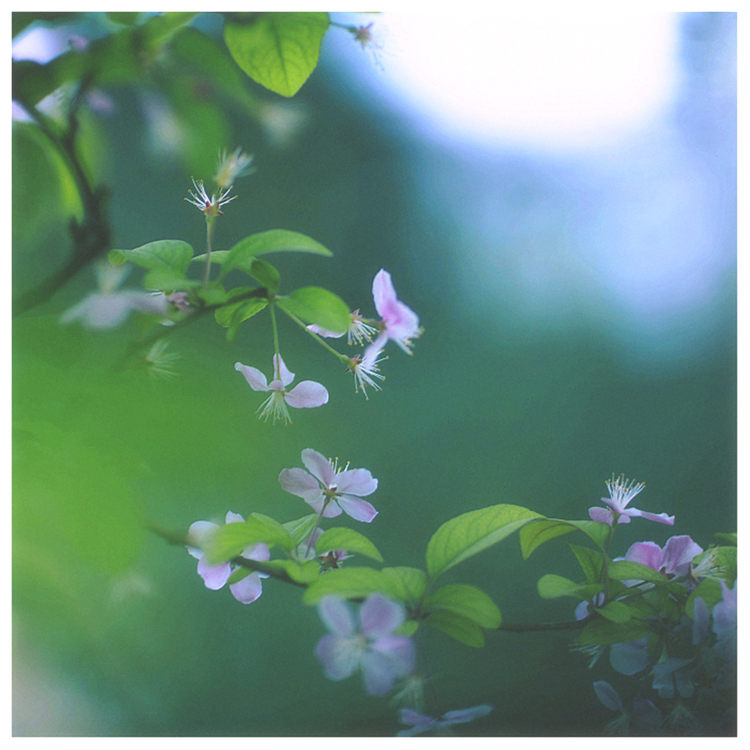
315 594 415 696
186 511 270 604
279 448 378 522
588 474 674 526
235 355 328 424
623 535 702 579
365 269 420 359
308 309 377 346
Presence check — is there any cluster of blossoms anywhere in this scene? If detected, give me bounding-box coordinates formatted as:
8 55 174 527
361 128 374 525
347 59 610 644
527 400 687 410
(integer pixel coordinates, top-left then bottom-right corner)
577 476 736 734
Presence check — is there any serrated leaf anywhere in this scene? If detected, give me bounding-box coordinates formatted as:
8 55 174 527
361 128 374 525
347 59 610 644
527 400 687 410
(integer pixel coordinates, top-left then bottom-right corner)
223 12 329 97
219 230 332 279
426 504 543 580
537 574 603 600
519 518 609 559
316 527 383 562
424 584 502 629
607 560 668 585
278 287 351 334
427 610 485 647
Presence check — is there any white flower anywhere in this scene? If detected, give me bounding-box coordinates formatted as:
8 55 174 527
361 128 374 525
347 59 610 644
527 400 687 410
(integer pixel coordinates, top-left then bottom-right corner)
235 354 328 424
61 261 169 329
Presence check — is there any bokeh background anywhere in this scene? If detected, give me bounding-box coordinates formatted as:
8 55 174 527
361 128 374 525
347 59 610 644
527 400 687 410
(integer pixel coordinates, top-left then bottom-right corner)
12 11 736 736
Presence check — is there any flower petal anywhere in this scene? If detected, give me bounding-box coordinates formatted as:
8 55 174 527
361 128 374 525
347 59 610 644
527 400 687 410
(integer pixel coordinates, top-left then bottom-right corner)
593 681 623 712
301 449 336 487
661 535 702 576
609 637 649 675
318 596 355 636
624 541 663 571
315 633 360 681
229 571 264 604
359 593 405 638
623 507 675 525
235 362 269 391
284 380 329 409
336 468 378 497
440 705 493 726
337 495 378 523
273 354 294 386
196 557 232 590
361 637 414 696
588 507 614 525
279 467 320 498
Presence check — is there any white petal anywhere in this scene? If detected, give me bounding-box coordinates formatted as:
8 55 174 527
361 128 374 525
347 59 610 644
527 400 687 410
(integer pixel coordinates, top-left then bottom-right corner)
235 362 269 391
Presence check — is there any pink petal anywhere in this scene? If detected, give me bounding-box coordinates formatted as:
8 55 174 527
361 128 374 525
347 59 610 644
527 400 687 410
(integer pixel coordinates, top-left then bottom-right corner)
336 468 378 497
279 467 324 505
197 557 232 590
318 596 355 636
315 633 359 681
273 354 294 386
440 706 493 726
242 542 271 564
284 381 329 409
225 511 245 524
301 449 336 487
235 362 269 391
661 535 702 576
229 571 264 604
359 593 404 638
588 507 614 525
625 541 663 571
372 269 397 320
337 495 378 523
623 507 675 525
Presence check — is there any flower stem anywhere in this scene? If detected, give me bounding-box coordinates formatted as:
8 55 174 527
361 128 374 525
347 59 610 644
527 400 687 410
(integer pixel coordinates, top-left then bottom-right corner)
305 498 330 558
201 215 216 289
276 303 350 365
270 303 281 379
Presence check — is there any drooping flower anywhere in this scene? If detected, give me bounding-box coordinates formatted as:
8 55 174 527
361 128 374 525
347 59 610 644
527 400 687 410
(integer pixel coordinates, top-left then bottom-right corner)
214 147 254 190
366 269 421 358
186 511 270 604
315 594 415 696
279 448 378 522
623 535 703 579
588 474 674 526
61 261 170 329
308 309 377 346
235 355 329 424
185 177 236 217
347 22 386 70
397 705 493 737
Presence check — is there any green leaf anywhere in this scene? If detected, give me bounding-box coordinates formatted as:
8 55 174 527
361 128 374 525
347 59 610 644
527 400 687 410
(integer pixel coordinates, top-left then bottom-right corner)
427 610 485 647
424 584 502 629
302 567 387 605
203 514 294 564
282 513 319 547
278 287 351 334
316 528 383 563
214 297 268 329
426 504 543 580
712 532 737 546
248 258 280 292
537 574 603 600
263 559 320 584
223 12 330 97
114 240 194 276
578 618 651 647
686 578 724 616
597 601 631 624
219 229 332 279
566 543 604 583
607 560 668 585
379 567 428 605
519 518 609 558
